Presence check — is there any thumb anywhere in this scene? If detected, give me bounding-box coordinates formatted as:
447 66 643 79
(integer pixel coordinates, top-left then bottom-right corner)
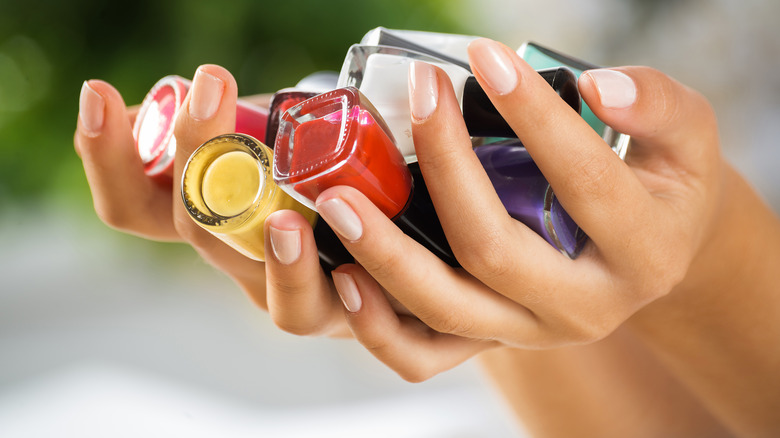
579 66 719 167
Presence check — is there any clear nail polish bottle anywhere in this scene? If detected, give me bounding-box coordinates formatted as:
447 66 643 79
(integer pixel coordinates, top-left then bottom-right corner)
359 26 479 71
337 44 580 163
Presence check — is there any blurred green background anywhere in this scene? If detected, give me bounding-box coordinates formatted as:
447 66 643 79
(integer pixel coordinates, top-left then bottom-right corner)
4 0 779 218
0 0 469 211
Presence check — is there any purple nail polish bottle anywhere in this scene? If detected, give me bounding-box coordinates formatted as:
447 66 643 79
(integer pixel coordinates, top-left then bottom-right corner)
475 142 587 258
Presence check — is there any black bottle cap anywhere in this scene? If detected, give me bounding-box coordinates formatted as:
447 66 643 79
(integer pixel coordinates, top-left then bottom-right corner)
461 66 581 138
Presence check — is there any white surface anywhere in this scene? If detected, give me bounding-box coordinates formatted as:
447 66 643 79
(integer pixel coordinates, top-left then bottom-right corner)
0 362 509 438
0 207 522 437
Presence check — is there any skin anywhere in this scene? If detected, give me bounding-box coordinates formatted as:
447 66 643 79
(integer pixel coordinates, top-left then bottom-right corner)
74 36 780 436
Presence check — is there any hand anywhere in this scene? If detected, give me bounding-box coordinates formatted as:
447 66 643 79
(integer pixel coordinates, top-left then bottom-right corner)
314 38 724 381
75 66 350 337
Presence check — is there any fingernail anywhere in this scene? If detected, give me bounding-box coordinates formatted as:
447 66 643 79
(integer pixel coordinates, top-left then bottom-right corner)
468 38 518 95
79 81 105 136
269 226 301 265
189 68 224 120
332 272 362 313
584 69 637 109
316 198 363 242
408 61 438 121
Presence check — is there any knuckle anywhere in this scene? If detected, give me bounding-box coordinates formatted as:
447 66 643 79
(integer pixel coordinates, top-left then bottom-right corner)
173 215 215 251
553 312 617 346
455 227 512 281
415 137 469 174
94 202 140 233
357 237 407 280
361 333 392 354
620 223 694 302
564 153 620 204
395 364 438 383
653 74 683 133
271 314 322 336
423 308 475 338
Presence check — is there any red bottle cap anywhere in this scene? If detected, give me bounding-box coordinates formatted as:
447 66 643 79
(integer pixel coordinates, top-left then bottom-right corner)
273 87 412 219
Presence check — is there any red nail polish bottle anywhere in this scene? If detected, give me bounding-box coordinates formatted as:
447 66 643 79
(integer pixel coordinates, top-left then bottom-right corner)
273 87 458 266
273 86 412 219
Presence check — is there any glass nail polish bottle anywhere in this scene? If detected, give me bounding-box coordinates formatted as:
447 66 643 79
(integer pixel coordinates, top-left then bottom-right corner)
265 71 339 148
360 26 479 71
293 70 340 93
133 75 269 182
274 87 458 266
518 42 630 159
181 133 352 270
337 45 580 163
265 90 319 147
474 141 587 258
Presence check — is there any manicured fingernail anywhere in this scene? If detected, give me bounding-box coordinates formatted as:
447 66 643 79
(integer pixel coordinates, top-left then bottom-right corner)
468 38 518 95
316 198 363 241
269 226 301 265
409 61 438 121
79 81 105 136
189 67 224 120
584 69 637 109
332 271 362 313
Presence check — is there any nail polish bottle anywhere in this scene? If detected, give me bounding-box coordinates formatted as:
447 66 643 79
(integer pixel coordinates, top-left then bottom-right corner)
181 133 353 270
360 26 479 71
273 87 458 266
265 90 319 147
337 45 580 162
265 71 339 148
293 70 340 93
475 141 587 258
133 75 269 182
518 42 630 159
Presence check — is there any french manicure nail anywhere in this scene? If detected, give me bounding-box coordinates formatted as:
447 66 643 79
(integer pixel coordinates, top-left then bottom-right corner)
409 61 438 121
189 68 224 120
468 38 518 95
585 69 637 109
79 81 105 136
316 198 363 241
269 226 301 265
332 271 362 313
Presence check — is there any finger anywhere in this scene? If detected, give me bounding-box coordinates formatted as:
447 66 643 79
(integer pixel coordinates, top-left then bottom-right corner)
578 66 720 179
408 61 577 293
407 60 629 345
76 80 179 241
315 185 543 346
467 38 653 257
578 66 720 281
74 104 137 159
332 265 497 382
241 93 273 108
170 65 267 288
264 210 349 338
